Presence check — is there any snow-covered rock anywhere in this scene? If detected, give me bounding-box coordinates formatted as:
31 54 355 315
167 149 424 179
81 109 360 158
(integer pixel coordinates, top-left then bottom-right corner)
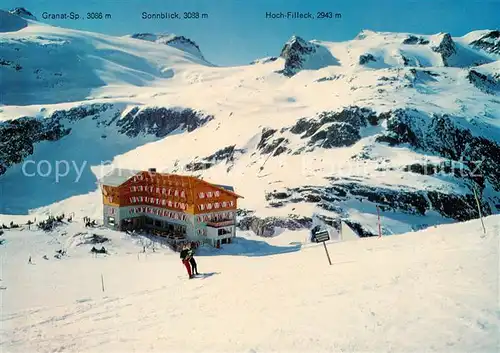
0 9 28 32
430 33 457 66
0 104 213 177
8 7 37 21
467 61 500 94
469 30 500 55
277 35 339 76
127 33 206 61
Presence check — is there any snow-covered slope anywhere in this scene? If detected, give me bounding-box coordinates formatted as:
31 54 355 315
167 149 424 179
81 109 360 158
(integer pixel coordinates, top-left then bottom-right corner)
1 214 499 352
0 12 209 106
1 8 499 237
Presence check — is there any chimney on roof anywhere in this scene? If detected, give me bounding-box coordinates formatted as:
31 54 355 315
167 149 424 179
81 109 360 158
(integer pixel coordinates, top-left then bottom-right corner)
148 168 156 174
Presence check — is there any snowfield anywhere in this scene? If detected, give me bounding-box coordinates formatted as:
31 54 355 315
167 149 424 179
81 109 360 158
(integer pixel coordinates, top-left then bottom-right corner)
1 216 499 352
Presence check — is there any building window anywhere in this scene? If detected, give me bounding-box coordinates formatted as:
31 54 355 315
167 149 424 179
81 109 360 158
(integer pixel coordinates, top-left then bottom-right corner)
218 228 231 236
215 191 220 197
154 219 162 227
222 201 227 208
180 190 186 198
207 191 213 198
199 192 205 199
108 217 115 226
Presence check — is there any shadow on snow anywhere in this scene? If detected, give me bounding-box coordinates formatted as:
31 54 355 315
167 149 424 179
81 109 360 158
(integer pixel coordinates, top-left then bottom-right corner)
196 237 301 257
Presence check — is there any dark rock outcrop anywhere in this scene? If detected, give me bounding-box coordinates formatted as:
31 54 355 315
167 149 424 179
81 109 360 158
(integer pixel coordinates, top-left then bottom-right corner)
290 106 379 148
469 30 500 55
342 220 377 237
0 117 70 175
237 215 312 236
8 7 37 20
431 33 456 66
359 53 376 65
403 161 464 177
236 208 255 217
375 109 500 191
269 179 492 227
117 107 213 138
467 68 500 95
129 33 205 60
0 104 213 176
277 36 317 77
250 57 278 65
402 35 429 45
256 128 290 156
51 103 114 122
426 191 490 221
185 145 246 171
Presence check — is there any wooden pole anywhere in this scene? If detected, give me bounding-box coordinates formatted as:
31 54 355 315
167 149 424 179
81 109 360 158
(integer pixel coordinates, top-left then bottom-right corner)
472 186 486 235
101 274 105 292
377 205 382 238
323 241 332 265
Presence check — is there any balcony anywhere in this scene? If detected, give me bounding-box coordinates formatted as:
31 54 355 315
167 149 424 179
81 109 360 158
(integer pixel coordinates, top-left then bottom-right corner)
206 219 235 228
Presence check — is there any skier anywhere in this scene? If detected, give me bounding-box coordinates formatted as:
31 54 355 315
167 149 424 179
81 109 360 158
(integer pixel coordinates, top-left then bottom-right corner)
187 243 199 276
180 244 193 279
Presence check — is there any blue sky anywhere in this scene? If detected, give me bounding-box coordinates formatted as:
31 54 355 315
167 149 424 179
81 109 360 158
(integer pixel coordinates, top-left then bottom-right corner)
3 0 499 66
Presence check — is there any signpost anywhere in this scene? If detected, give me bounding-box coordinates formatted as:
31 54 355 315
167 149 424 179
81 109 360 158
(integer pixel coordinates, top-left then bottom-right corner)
314 230 332 265
376 205 382 238
472 185 486 235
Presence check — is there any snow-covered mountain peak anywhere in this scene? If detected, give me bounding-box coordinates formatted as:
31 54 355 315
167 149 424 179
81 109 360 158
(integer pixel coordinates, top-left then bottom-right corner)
429 32 456 65
127 33 206 61
277 35 339 76
469 30 500 55
0 24 211 105
354 29 377 40
8 7 37 21
0 10 28 32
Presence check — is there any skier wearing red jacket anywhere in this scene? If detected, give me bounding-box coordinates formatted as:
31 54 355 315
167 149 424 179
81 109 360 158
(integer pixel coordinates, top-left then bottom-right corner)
180 244 193 279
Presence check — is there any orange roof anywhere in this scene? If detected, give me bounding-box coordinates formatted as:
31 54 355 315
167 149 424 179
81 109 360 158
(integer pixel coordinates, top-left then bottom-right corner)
102 168 243 199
